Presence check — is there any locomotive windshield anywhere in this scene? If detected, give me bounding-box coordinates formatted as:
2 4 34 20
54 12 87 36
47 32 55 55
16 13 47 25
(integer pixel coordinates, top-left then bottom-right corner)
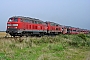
8 18 18 22
14 18 18 22
8 18 13 22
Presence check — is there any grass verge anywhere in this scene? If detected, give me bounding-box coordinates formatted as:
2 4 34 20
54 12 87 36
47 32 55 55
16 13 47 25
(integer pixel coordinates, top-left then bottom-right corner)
0 34 90 60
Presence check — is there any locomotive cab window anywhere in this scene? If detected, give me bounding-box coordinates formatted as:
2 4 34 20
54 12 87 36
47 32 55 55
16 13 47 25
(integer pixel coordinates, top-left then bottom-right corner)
14 18 18 22
8 18 13 22
8 18 18 22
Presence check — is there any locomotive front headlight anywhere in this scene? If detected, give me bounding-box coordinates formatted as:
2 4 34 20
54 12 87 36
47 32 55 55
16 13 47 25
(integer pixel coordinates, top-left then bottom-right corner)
7 24 11 26
13 24 18 26
15 27 17 28
8 27 10 28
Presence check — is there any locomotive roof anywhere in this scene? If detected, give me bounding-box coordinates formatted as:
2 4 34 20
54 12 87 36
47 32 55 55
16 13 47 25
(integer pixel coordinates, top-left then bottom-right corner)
10 16 44 22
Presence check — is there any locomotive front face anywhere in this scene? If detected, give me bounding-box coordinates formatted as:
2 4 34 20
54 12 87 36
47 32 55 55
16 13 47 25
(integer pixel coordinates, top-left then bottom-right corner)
7 18 18 28
6 17 22 35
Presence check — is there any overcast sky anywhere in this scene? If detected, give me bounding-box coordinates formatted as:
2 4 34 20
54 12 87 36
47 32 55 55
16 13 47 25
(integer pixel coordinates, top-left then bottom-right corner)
0 0 90 31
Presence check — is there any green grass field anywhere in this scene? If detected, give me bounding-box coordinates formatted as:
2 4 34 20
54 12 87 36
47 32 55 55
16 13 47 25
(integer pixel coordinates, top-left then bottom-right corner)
0 33 90 60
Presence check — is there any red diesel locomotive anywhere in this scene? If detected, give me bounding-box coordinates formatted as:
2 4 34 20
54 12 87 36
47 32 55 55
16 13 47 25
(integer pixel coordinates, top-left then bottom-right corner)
45 21 62 35
6 16 89 37
6 16 47 37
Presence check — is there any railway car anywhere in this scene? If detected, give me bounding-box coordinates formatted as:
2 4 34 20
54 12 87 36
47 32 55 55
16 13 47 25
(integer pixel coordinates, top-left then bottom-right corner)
69 27 79 34
6 16 47 37
45 21 62 35
84 30 89 34
79 29 89 34
63 26 79 34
